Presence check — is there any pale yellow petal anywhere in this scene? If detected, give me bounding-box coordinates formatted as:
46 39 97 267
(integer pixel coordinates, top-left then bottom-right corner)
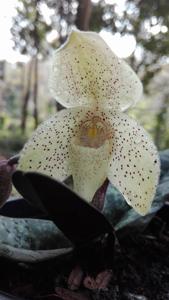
118 60 143 111
18 107 92 181
69 141 111 202
49 30 142 111
106 111 160 215
49 30 121 109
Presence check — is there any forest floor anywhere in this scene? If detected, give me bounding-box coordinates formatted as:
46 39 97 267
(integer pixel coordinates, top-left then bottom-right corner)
0 203 169 300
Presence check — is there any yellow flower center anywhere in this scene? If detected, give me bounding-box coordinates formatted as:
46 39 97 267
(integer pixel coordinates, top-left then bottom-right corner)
76 116 112 149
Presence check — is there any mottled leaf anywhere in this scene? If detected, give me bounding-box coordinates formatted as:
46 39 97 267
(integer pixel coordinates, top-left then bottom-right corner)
104 150 169 236
13 171 113 246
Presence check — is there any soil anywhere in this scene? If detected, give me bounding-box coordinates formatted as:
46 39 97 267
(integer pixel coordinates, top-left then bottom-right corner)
0 204 169 300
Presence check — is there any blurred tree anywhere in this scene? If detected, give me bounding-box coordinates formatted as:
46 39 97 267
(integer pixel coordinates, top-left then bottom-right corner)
20 60 33 132
12 0 91 118
90 0 169 86
90 2 104 32
11 0 169 149
46 0 78 43
75 0 92 30
12 0 52 131
148 65 169 149
90 0 169 151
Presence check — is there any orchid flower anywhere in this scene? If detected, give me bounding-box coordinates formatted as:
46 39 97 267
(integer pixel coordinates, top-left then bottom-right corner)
18 30 160 215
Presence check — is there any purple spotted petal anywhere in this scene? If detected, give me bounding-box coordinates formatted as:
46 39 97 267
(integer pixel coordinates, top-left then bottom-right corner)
18 107 96 181
107 111 160 215
49 30 142 110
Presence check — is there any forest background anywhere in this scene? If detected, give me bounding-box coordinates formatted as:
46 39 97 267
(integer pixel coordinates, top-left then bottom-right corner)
0 0 169 157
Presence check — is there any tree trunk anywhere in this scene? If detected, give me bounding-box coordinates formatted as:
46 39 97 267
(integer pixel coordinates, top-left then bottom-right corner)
32 56 39 129
154 101 167 150
75 0 92 31
21 59 33 133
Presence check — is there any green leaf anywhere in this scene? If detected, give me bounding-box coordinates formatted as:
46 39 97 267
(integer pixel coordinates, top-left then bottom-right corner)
104 150 169 236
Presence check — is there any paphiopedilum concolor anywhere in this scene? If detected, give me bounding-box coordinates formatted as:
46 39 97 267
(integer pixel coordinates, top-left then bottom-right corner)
18 30 160 215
